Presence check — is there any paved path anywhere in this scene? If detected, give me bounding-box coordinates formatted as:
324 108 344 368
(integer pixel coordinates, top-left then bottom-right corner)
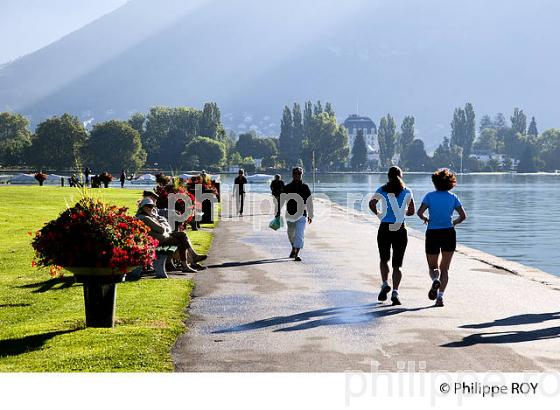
172 193 560 371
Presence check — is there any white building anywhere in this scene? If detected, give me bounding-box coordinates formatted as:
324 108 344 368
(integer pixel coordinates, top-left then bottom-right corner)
342 114 379 167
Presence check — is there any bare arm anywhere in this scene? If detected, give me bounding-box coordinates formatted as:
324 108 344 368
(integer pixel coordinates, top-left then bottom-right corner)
453 206 467 226
406 198 416 216
417 203 429 224
369 197 379 215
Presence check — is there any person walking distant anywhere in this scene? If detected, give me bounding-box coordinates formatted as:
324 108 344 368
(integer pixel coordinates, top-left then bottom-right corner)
283 167 313 262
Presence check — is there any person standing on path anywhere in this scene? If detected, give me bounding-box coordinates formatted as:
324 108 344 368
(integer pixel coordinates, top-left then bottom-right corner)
369 166 415 305
270 174 285 218
233 169 247 216
417 168 467 307
120 169 126 188
84 167 91 187
283 167 313 262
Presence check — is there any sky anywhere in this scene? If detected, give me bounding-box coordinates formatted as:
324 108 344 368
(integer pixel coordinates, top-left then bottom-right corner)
0 0 128 65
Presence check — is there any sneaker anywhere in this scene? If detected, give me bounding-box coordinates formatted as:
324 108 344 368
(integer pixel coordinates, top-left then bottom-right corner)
378 284 392 302
289 250 296 258
193 254 207 263
435 297 444 307
428 279 441 300
294 256 302 262
179 262 197 273
391 293 401 306
191 263 207 271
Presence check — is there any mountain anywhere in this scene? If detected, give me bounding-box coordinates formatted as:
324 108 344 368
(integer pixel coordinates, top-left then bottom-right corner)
1 0 559 150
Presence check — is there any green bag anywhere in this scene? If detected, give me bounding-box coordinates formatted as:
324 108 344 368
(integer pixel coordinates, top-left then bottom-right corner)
269 216 282 231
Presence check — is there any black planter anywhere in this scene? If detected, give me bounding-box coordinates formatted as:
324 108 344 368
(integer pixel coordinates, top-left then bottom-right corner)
75 274 125 328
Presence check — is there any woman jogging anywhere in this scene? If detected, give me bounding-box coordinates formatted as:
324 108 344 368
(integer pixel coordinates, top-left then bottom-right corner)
369 166 415 306
417 168 467 307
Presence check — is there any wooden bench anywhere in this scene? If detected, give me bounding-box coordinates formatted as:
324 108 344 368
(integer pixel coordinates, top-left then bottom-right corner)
154 245 179 278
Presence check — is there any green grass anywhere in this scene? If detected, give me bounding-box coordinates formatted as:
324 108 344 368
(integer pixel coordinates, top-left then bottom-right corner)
0 186 216 372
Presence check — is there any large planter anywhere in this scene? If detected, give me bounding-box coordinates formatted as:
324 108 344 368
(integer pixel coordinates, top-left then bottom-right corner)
65 266 134 328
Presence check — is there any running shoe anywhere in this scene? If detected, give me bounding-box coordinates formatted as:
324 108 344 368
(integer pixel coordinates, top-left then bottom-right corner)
435 297 444 307
428 279 441 300
294 256 302 262
378 284 392 301
391 293 402 306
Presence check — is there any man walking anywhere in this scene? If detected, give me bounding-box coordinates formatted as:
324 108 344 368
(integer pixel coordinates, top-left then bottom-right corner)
283 167 313 262
234 169 247 216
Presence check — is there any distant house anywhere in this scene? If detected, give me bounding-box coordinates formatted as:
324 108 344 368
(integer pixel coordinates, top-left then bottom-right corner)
342 114 379 167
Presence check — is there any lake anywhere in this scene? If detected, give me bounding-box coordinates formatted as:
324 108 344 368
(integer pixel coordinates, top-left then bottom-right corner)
220 173 560 277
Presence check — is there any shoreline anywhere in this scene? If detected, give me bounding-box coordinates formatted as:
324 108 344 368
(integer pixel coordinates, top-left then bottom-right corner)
315 196 560 287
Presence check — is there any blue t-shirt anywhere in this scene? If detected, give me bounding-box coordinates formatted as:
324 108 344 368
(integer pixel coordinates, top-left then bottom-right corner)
421 191 462 230
374 186 413 224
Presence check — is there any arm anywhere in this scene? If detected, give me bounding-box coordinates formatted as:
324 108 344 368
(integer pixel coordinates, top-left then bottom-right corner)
406 198 416 216
306 193 314 223
417 203 429 224
137 214 166 234
453 206 467 226
369 197 379 215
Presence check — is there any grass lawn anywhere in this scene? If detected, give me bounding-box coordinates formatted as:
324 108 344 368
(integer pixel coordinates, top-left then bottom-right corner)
0 186 215 372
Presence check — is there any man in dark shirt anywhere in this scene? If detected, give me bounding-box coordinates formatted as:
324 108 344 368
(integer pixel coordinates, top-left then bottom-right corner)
282 167 313 261
270 174 285 218
234 169 248 216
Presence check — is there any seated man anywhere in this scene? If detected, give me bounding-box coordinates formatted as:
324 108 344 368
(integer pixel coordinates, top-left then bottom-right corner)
136 197 207 273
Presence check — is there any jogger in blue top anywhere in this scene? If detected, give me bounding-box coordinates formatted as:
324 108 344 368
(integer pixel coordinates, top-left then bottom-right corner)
417 169 467 307
369 166 415 306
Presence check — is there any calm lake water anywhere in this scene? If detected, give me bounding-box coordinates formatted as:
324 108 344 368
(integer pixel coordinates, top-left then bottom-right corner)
220 173 560 277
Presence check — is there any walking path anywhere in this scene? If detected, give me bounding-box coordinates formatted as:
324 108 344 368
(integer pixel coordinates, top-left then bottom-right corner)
172 193 560 371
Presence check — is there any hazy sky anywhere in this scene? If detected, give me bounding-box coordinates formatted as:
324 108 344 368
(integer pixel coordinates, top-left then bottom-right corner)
0 0 127 65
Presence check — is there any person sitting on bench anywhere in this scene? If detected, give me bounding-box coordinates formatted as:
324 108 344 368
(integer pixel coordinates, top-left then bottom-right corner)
136 197 207 272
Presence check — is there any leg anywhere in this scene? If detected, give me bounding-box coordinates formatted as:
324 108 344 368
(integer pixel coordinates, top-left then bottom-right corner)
292 217 306 260
240 193 244 215
438 252 454 292
391 227 408 291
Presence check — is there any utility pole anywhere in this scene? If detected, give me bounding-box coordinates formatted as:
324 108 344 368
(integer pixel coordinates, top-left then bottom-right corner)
312 150 316 193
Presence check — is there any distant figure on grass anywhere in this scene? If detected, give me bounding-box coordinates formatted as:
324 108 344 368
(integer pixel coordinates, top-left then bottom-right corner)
233 169 247 216
283 167 313 262
417 168 467 307
369 166 415 305
120 170 126 188
270 174 285 218
84 167 91 186
136 197 207 273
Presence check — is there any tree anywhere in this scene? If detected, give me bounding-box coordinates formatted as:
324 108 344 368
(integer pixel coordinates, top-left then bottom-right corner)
473 128 498 152
479 114 494 132
351 129 367 170
399 116 415 165
83 120 146 172
235 132 277 159
538 129 560 171
511 107 527 135
30 113 88 169
278 106 293 162
313 100 323 116
182 136 225 169
303 112 348 170
451 103 475 159
494 113 507 129
291 103 304 161
404 139 430 171
517 144 537 173
128 112 146 135
303 100 313 140
528 116 538 137
324 102 335 117
142 106 202 167
432 137 461 170
502 129 526 159
199 102 223 139
0 112 32 166
378 114 396 167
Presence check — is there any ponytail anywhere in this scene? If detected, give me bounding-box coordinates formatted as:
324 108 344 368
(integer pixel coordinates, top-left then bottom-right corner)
382 166 405 196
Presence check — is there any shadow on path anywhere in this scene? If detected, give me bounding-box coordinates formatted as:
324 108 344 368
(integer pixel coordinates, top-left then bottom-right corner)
212 304 433 333
460 312 560 329
442 326 560 347
207 258 290 269
0 329 78 357
18 277 76 293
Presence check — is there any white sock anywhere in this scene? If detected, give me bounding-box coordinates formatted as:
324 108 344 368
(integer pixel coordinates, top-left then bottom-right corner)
437 290 444 299
392 289 399 295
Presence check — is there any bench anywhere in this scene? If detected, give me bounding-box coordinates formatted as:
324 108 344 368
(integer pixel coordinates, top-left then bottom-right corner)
154 245 179 278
